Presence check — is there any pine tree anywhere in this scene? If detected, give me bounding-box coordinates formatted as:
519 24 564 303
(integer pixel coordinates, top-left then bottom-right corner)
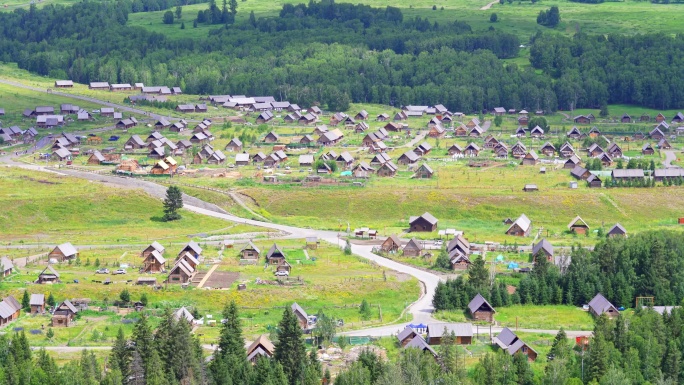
46 292 56 308
357 349 384 383
323 368 331 384
468 255 490 289
439 330 459 374
229 0 238 15
586 333 608 382
218 300 245 358
359 299 372 320
513 351 534 385
249 10 256 27
549 328 569 360
132 314 154 370
274 307 307 385
662 340 680 382
111 327 130 376
154 308 175 367
145 349 168 385
221 0 229 23
162 186 183 221
308 347 322 378
21 290 30 311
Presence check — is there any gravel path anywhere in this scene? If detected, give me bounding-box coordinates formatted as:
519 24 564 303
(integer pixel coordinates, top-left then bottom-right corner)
480 0 498 10
663 150 680 168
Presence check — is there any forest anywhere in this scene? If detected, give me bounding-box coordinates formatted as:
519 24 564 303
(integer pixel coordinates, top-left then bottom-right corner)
336 308 684 385
7 295 684 384
0 1 683 111
433 231 684 312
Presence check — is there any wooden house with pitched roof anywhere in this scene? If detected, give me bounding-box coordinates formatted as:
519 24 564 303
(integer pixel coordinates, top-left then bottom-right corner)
467 293 495 322
567 216 589 234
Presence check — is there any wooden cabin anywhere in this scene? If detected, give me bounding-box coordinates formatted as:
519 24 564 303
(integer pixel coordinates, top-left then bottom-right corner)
51 300 78 327
467 294 495 322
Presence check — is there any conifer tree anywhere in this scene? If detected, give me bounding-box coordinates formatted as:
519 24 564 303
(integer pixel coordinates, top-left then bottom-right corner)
274 307 307 385
218 300 245 359
111 327 130 377
21 290 30 311
132 314 154 371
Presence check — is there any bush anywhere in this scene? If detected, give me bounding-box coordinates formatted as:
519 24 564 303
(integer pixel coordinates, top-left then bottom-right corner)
163 10 175 24
490 13 498 23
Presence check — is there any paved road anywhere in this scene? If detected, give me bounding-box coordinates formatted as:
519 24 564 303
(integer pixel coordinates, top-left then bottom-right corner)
663 150 680 168
3 161 443 328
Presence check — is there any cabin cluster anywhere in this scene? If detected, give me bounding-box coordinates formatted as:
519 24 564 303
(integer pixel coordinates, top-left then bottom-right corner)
398 292 539 362
166 241 204 285
239 242 292 275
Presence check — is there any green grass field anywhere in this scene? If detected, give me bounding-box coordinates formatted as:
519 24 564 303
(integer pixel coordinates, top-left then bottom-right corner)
0 238 419 346
0 167 256 244
435 304 594 331
122 0 684 42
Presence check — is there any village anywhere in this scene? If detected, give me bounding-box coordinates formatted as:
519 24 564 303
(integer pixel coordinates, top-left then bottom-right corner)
2 75 684 380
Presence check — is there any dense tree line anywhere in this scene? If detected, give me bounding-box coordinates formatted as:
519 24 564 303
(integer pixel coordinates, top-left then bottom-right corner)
0 300 328 385
530 32 684 109
0 1 683 112
435 231 684 312
338 301 684 384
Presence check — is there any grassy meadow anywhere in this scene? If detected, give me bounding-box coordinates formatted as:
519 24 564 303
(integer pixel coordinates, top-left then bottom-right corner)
122 0 684 42
0 167 258 244
0 238 419 346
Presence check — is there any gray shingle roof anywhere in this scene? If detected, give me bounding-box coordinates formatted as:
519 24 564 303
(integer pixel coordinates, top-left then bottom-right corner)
410 212 438 226
588 293 617 315
507 214 531 233
291 302 307 320
241 241 261 254
427 323 473 338
532 239 553 257
404 334 437 356
55 242 77 257
397 325 417 342
30 293 44 306
467 293 495 314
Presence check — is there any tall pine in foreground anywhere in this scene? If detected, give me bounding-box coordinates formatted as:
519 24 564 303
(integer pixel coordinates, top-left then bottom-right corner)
211 300 250 385
163 185 183 221
274 306 307 385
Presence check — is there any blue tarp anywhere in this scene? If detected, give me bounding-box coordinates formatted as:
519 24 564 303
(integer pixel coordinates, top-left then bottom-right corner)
507 262 519 269
340 171 352 176
496 254 505 261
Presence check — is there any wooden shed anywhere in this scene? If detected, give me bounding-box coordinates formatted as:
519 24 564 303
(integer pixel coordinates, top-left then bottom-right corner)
48 243 78 261
467 293 495 322
402 239 422 257
409 212 438 232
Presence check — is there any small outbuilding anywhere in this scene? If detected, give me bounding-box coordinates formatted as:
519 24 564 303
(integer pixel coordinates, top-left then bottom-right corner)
467 293 495 322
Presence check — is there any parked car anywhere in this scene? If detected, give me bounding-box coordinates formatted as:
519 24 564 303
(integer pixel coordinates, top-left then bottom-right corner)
95 268 110 274
112 269 126 275
434 240 443 246
274 270 289 277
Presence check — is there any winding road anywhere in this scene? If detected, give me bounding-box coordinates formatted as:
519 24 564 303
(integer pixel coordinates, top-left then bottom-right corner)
0 89 593 341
